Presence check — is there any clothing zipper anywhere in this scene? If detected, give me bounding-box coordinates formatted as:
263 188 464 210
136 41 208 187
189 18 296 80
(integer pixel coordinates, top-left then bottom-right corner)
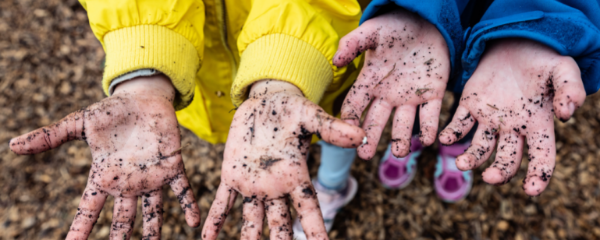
216 0 238 79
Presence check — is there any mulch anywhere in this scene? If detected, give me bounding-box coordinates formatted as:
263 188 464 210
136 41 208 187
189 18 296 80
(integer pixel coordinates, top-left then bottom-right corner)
1 0 599 239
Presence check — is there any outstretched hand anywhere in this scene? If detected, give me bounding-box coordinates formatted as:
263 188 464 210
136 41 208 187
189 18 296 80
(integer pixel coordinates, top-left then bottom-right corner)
439 39 585 196
202 80 365 240
10 75 201 239
334 9 451 160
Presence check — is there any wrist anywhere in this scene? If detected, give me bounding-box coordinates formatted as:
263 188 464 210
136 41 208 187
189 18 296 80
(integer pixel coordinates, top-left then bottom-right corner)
113 74 175 102
249 80 303 98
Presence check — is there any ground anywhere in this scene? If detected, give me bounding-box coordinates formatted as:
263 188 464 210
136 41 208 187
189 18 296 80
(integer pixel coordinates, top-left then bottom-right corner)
1 0 600 239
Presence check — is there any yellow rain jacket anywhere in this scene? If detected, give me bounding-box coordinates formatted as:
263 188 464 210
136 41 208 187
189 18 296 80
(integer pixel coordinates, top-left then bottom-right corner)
80 0 362 143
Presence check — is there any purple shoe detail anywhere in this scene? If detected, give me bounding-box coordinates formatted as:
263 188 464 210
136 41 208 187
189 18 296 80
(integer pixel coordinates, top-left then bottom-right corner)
439 141 470 156
379 136 423 189
435 142 473 203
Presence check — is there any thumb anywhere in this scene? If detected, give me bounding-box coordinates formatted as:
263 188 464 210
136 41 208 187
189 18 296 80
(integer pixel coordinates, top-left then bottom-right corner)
333 21 379 68
301 102 366 148
10 110 85 154
551 58 586 121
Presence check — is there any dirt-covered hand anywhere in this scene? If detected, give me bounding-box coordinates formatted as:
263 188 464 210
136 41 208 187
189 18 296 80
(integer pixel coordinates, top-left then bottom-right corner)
439 39 586 196
333 9 451 160
202 80 365 240
9 75 201 239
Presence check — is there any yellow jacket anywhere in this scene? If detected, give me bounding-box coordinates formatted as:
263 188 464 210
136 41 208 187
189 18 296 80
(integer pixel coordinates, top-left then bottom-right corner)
80 0 362 143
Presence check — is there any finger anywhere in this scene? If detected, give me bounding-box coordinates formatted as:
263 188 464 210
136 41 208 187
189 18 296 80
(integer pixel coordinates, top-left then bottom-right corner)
482 130 524 185
333 22 379 67
289 184 328 240
240 196 265 240
418 99 442 146
66 186 107 240
301 103 366 148
455 125 497 171
340 77 374 127
439 105 476 145
202 184 238 240
357 99 392 160
141 190 163 240
169 172 201 228
10 109 85 155
522 125 556 196
265 198 293 240
551 59 586 121
390 105 416 158
109 197 137 240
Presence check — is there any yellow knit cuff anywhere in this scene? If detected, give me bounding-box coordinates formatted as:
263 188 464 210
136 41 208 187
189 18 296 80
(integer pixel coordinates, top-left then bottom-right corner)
102 25 200 110
231 34 333 107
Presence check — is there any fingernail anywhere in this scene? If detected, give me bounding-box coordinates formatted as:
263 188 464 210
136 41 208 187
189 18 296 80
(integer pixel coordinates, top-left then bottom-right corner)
568 102 576 116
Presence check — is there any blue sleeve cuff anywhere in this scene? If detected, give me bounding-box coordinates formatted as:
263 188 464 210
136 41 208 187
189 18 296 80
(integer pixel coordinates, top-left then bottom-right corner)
461 1 600 95
361 0 463 80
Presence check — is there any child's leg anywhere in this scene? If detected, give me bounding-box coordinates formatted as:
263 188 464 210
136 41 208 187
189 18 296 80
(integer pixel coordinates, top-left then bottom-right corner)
317 141 357 190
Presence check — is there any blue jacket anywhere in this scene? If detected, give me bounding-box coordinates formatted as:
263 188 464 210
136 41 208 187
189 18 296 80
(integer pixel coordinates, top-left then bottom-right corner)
361 0 600 95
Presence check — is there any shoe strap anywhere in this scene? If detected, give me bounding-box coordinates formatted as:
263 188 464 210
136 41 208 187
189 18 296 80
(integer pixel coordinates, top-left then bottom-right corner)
439 142 470 157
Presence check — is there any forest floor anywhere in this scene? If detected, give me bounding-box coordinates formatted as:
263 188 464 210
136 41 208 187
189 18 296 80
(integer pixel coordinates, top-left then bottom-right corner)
1 0 600 239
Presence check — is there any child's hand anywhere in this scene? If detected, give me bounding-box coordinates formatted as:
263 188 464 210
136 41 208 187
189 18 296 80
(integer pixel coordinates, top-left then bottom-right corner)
439 39 585 196
202 80 365 240
9 75 201 239
333 9 450 160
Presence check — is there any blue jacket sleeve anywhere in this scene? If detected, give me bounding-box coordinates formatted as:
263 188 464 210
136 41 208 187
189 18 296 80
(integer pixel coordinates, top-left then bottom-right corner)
361 0 466 80
461 0 600 95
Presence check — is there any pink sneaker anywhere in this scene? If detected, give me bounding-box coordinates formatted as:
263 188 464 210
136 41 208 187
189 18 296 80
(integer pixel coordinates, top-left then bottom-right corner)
378 136 423 189
434 142 472 203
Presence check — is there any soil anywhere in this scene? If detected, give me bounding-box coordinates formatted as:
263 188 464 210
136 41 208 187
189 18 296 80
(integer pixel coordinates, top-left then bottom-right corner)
1 0 600 239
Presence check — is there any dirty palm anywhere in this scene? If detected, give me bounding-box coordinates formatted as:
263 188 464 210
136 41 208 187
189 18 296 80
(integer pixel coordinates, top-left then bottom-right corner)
10 76 201 239
333 10 451 160
439 39 585 196
202 80 365 240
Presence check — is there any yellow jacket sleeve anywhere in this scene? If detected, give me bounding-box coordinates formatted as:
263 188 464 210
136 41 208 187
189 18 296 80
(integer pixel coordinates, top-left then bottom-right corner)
79 0 205 110
231 0 362 107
